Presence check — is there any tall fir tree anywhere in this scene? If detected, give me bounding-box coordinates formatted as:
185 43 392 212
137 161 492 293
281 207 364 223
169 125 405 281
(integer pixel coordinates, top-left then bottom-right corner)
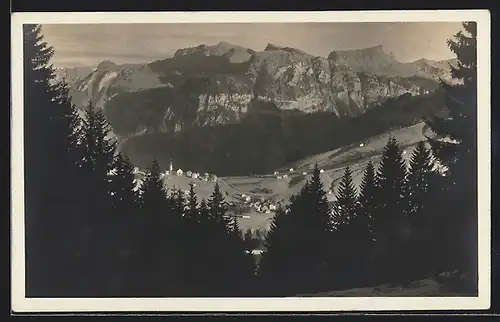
354 160 379 285
407 141 435 219
178 183 204 292
358 160 379 228
258 164 332 295
225 217 257 295
405 141 437 281
330 166 373 288
332 166 358 227
257 202 295 295
23 24 84 296
207 182 229 227
133 159 180 295
425 22 478 293
185 183 199 222
372 136 409 284
76 101 118 295
106 153 140 295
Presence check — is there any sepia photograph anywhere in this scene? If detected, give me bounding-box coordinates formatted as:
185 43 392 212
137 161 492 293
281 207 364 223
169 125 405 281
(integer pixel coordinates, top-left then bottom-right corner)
10 10 491 312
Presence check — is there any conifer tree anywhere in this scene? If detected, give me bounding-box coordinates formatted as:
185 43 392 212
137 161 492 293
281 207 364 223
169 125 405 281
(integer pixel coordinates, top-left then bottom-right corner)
23 24 84 296
257 203 294 295
402 141 437 280
407 141 435 219
204 182 235 294
330 166 366 288
225 217 257 295
372 136 409 283
425 22 478 292
353 160 378 285
106 153 140 295
332 166 358 227
76 101 119 295
198 198 211 226
140 159 168 214
133 159 177 295
358 160 379 227
178 183 203 291
207 182 229 227
258 164 332 295
185 183 199 222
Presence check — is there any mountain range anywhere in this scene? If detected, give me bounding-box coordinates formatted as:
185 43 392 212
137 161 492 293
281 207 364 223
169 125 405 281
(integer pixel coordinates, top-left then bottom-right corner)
55 42 454 134
54 42 452 175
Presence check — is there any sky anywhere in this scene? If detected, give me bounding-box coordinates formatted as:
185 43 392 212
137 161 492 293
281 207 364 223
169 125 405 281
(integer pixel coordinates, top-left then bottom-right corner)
41 22 463 68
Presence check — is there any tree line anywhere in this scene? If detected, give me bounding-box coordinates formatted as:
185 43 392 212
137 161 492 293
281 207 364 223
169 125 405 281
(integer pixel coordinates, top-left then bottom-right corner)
23 22 477 297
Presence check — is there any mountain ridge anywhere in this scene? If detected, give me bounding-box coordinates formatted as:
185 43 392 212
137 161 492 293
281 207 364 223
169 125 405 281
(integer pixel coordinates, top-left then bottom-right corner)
55 42 454 140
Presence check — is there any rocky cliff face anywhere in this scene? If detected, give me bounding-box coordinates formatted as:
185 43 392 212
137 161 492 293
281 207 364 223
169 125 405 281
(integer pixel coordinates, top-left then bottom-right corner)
62 42 452 139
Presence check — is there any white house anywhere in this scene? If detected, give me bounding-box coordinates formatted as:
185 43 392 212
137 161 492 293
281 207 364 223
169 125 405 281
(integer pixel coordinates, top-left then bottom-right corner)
320 169 325 173
273 171 279 175
359 143 365 147
269 204 277 211
302 171 307 175
184 190 190 195
176 169 184 176
277 175 282 179
265 209 271 214
165 170 170 175
282 174 288 179
192 172 199 179
245 195 251 202
289 168 294 172
186 170 193 177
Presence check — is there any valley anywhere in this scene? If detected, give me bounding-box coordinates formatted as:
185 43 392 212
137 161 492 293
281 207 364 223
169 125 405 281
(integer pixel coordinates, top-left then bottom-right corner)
132 121 435 233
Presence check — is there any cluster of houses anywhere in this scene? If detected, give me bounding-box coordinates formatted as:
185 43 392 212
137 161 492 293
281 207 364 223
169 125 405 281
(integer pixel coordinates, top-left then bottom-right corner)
234 193 280 214
160 161 218 183
130 160 218 192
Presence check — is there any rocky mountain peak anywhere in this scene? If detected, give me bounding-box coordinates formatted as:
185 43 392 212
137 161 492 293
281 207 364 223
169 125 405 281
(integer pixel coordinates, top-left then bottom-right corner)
96 60 118 72
328 45 395 64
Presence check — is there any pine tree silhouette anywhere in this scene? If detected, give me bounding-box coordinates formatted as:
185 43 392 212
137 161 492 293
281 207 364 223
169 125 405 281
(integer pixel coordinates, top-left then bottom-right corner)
425 22 478 294
372 136 409 284
179 183 204 292
332 166 358 227
75 101 119 295
107 153 140 295
185 183 199 222
134 159 180 295
355 160 378 285
23 24 85 296
403 141 438 281
331 166 373 289
258 164 332 295
258 202 294 295
407 141 435 219
358 160 379 227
